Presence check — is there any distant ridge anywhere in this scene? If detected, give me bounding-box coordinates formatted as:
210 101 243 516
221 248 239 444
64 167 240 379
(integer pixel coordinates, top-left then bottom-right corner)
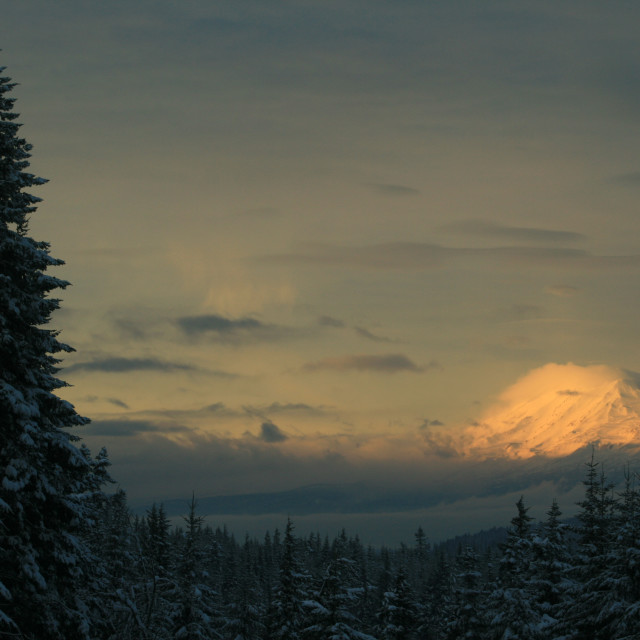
460 363 640 459
141 442 640 520
149 483 450 518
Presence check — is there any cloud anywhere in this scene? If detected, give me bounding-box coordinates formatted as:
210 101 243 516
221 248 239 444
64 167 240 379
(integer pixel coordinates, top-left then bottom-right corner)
111 317 148 341
81 419 190 437
419 419 445 429
354 326 393 343
318 317 393 343
545 284 579 297
178 314 263 334
176 313 292 342
107 397 130 409
302 353 428 374
81 395 129 409
65 357 199 375
244 402 327 417
127 402 235 423
441 219 585 244
259 241 640 271
94 401 326 436
318 315 345 328
367 183 420 196
259 421 288 443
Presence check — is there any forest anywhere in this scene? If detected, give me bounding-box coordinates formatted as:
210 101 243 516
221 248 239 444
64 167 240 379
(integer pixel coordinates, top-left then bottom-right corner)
52 456 640 640
2 57 640 640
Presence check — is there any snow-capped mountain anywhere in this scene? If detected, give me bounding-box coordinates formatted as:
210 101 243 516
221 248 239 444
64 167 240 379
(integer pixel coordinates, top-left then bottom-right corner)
460 363 640 459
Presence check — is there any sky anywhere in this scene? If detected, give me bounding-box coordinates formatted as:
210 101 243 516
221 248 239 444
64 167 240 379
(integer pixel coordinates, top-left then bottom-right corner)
4 1 640 540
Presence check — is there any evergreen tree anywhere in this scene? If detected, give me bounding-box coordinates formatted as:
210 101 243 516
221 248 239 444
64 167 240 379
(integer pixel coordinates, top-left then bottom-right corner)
268 518 311 640
0 63 109 639
485 497 542 640
410 526 430 602
421 549 452 639
529 499 572 637
565 452 617 638
377 567 417 640
606 468 640 638
574 466 640 639
133 501 179 639
223 533 265 640
90 488 141 639
445 546 485 640
173 496 218 639
303 533 377 640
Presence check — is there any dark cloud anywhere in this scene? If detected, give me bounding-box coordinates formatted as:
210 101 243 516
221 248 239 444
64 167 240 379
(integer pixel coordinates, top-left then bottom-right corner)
367 183 420 196
441 220 585 244
259 421 288 443
79 395 129 410
176 314 291 343
419 419 445 429
318 315 345 328
202 402 228 413
65 357 199 375
557 390 581 396
107 397 130 409
178 314 263 334
354 326 393 343
259 242 640 271
132 402 234 422
80 419 189 437
103 402 321 429
302 353 427 374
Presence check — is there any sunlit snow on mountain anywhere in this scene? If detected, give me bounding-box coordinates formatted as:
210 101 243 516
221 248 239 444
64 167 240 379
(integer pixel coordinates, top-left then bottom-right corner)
459 363 640 459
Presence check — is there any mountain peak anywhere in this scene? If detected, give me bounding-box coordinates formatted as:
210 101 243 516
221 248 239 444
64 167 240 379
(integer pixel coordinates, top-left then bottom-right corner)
460 363 640 459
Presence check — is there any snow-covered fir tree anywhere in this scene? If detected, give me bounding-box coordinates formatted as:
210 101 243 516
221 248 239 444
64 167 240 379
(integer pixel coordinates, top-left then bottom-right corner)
377 566 417 640
222 533 265 640
174 496 219 639
303 531 378 640
268 518 311 640
564 453 618 639
446 546 485 640
0 63 110 639
604 468 640 638
528 499 573 637
485 496 544 640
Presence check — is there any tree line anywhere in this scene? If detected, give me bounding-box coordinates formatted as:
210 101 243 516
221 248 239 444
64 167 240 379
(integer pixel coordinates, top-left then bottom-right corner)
62 454 640 640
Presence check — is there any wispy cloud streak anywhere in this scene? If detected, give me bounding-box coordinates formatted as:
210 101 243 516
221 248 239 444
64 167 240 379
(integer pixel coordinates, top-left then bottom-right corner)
302 354 430 374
